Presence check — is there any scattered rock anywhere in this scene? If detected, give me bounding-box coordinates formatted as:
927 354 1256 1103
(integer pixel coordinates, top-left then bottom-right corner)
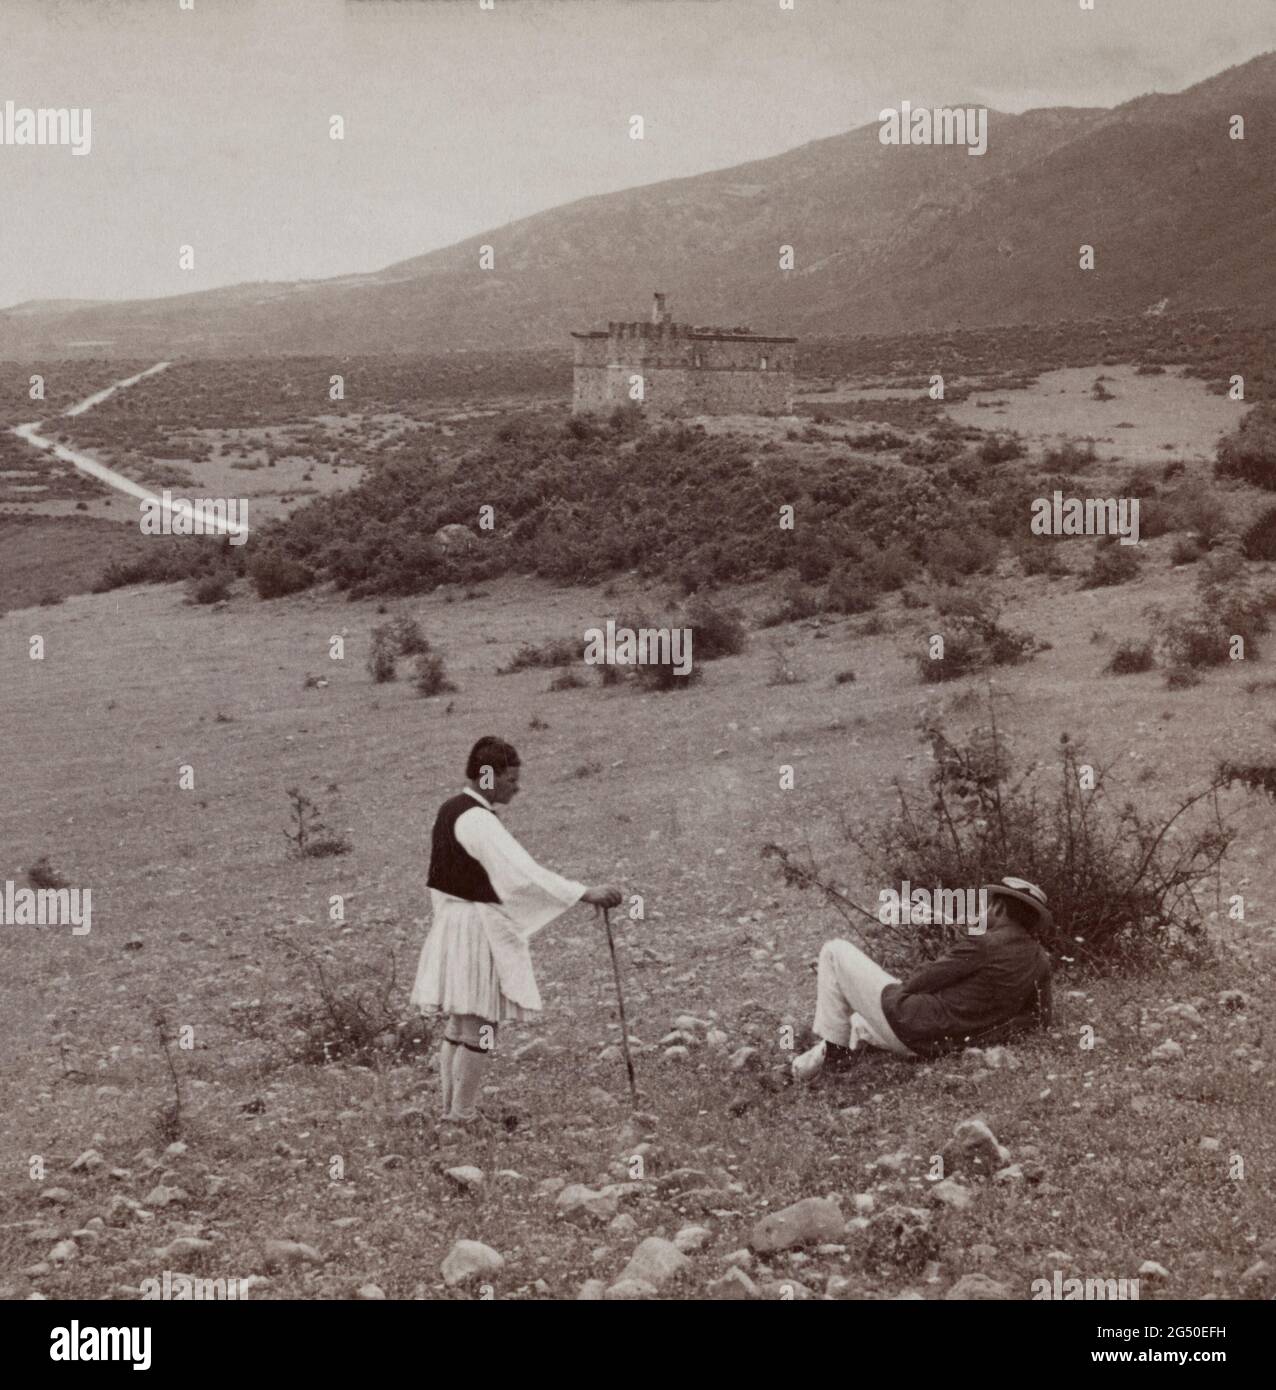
705 1266 759 1299
48 1240 78 1264
441 1240 504 1287
604 1278 658 1300
514 1040 546 1062
143 1185 188 1209
1138 1260 1170 1281
105 1195 142 1225
154 1236 213 1261
1218 990 1249 1012
723 1248 753 1269
729 1046 761 1072
1239 1260 1271 1288
931 1178 975 1210
556 1184 620 1224
663 1045 690 1062
576 1279 607 1300
674 1225 712 1253
751 1196 845 1253
38 1188 73 1206
1149 1040 1184 1063
262 1239 323 1271
993 1164 1024 1185
656 1168 711 1195
70 1150 105 1173
1163 1003 1203 1026
355 1284 386 1300
444 1166 484 1193
760 1277 815 1300
942 1119 1011 1178
618 1236 690 1289
861 1206 937 1275
946 1273 1012 1300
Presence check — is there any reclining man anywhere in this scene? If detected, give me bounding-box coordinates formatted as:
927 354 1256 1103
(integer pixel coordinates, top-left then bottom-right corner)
792 877 1054 1083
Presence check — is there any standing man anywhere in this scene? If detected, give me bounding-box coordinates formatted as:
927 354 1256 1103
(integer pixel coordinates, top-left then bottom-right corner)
792 877 1054 1082
411 735 623 1126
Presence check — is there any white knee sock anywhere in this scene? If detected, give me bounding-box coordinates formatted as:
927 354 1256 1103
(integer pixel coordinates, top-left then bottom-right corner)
449 1043 489 1120
438 1039 457 1116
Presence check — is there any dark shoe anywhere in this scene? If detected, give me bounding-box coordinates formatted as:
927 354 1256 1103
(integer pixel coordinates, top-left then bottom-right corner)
824 1041 861 1074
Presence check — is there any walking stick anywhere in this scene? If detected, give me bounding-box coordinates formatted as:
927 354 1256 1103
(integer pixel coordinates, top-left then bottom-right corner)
600 906 639 1108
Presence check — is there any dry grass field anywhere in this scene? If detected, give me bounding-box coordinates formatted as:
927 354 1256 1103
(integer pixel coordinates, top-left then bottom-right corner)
2 352 1275 1302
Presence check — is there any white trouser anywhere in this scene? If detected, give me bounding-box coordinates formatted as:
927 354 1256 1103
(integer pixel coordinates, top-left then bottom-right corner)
813 938 916 1057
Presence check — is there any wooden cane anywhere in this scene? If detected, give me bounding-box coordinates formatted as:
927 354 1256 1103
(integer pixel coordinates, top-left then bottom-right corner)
601 905 639 1108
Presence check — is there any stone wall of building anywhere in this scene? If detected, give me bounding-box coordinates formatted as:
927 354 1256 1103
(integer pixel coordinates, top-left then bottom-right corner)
571 311 796 416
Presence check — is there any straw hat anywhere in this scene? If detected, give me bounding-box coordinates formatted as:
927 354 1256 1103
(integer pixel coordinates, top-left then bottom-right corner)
983 876 1053 931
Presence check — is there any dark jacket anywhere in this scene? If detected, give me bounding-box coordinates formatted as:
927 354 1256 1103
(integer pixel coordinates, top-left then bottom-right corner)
880 921 1052 1057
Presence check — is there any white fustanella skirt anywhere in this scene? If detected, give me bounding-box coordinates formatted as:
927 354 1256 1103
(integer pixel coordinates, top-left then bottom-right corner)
410 890 539 1023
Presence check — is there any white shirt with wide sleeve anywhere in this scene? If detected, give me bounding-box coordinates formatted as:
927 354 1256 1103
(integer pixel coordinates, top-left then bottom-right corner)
418 788 586 1013
453 796 587 938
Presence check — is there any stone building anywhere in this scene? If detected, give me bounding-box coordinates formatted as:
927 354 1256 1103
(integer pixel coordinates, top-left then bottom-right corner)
571 293 796 416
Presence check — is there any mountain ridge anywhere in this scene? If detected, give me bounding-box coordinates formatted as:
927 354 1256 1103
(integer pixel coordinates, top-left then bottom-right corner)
2 50 1272 357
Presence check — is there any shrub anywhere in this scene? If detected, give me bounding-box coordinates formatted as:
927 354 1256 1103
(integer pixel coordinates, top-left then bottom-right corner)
766 638 803 687
925 529 999 586
27 855 67 890
685 597 746 660
283 788 352 859
1215 404 1276 490
1080 541 1141 589
388 615 431 656
548 669 585 691
760 578 822 626
1018 540 1068 577
1041 439 1097 472
834 668 857 685
1241 504 1276 561
1170 536 1203 565
273 947 435 1066
1148 541 1269 668
775 702 1234 969
367 625 398 683
1105 640 1155 675
498 637 579 673
1164 664 1202 689
413 651 456 696
634 661 702 693
977 433 1024 464
187 571 232 605
249 548 311 599
917 594 1039 683
826 563 876 614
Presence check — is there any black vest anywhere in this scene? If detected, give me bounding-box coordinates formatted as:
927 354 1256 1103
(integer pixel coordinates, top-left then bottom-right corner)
427 793 500 903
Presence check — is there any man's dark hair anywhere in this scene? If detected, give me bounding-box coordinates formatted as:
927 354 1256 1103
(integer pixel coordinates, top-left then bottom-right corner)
466 736 520 781
994 891 1040 932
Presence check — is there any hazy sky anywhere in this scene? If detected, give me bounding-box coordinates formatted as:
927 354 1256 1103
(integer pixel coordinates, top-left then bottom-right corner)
1 0 1272 307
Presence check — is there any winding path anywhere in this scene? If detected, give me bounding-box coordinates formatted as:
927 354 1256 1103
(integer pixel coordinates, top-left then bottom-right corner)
12 361 249 541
